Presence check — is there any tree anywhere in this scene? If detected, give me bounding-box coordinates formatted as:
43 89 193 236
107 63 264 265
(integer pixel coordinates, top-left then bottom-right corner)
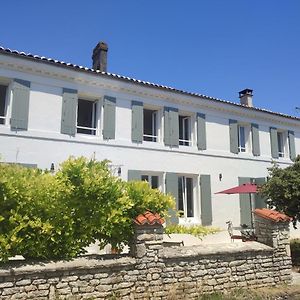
260 156 300 228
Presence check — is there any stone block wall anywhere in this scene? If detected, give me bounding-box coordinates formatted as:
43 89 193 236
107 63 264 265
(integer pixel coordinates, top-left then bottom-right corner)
0 210 292 299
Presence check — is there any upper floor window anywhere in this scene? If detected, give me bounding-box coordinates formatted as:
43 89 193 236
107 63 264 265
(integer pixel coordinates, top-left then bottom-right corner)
238 125 246 152
0 84 7 125
143 109 158 142
277 131 285 158
179 115 191 146
77 99 99 135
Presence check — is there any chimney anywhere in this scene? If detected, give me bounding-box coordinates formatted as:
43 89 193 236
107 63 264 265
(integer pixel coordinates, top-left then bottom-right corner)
239 89 253 107
92 41 108 72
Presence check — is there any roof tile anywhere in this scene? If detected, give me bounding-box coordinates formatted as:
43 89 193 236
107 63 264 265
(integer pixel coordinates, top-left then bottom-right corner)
254 208 292 223
134 211 164 226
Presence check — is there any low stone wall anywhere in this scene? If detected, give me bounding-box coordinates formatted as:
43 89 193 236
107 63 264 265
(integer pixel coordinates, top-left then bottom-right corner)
0 209 292 299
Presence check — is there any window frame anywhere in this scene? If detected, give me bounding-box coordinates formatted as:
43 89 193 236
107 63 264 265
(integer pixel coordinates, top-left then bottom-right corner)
76 97 101 136
0 81 10 126
143 108 158 142
178 113 193 147
141 172 162 190
237 123 251 153
277 130 287 158
178 175 196 219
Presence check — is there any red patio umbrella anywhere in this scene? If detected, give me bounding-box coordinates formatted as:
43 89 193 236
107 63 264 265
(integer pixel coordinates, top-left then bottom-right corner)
215 183 259 228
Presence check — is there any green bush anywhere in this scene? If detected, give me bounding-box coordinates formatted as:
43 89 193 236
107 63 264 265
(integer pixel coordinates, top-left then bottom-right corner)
165 224 219 239
0 157 174 262
290 239 300 266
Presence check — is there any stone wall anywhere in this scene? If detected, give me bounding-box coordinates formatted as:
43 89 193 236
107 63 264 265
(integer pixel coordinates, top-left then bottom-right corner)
0 210 292 299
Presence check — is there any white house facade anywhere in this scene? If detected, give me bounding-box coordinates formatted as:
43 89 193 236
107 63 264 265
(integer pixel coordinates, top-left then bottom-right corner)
0 42 299 230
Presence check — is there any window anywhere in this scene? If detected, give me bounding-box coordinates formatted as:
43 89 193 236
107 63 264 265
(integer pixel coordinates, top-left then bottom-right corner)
277 131 285 157
238 125 246 152
77 99 99 135
143 109 158 142
178 176 194 217
179 115 191 146
0 85 7 125
141 174 159 189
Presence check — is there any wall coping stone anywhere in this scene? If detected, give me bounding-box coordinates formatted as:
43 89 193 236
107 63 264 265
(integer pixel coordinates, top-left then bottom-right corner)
0 255 136 277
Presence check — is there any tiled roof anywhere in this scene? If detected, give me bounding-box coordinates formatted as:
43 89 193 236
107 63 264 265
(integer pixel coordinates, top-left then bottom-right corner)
134 211 164 226
254 208 292 223
1 46 300 122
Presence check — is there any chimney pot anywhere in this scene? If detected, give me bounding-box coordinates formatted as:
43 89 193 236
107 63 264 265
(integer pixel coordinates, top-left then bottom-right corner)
239 88 253 107
92 41 108 72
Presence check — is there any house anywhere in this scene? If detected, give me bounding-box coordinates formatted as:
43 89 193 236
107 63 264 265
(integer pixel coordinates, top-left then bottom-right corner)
0 42 299 230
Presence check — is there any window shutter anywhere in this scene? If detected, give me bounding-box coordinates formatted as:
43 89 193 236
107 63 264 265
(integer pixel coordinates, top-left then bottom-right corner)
164 107 171 146
200 174 212 226
270 127 278 158
131 101 143 143
169 108 179 147
103 95 116 140
229 119 238 154
61 88 77 136
251 123 260 156
238 177 252 227
127 170 141 181
11 79 30 130
254 177 267 209
165 172 179 224
288 130 296 161
197 113 207 150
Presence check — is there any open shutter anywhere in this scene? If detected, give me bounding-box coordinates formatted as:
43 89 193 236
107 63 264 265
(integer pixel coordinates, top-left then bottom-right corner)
164 107 179 147
165 172 179 224
128 170 141 181
251 123 260 156
238 177 252 227
11 79 30 130
103 95 116 139
61 88 77 136
197 113 207 150
229 119 238 154
131 101 143 143
200 174 212 226
288 130 296 161
270 127 278 158
254 177 267 209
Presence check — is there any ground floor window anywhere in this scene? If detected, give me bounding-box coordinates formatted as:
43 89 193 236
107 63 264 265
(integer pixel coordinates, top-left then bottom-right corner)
178 176 194 217
141 174 159 189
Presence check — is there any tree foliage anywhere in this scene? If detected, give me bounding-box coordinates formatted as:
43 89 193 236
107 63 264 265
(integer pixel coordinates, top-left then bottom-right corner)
0 157 174 262
260 156 300 228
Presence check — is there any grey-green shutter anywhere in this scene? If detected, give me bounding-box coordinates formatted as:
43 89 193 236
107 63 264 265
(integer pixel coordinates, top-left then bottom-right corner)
200 174 212 226
197 113 207 150
131 101 143 143
238 177 252 227
251 123 260 156
270 127 278 158
288 130 296 161
11 79 30 130
254 177 267 209
128 170 141 181
229 119 238 154
164 107 179 147
61 88 77 136
165 172 179 224
103 95 116 139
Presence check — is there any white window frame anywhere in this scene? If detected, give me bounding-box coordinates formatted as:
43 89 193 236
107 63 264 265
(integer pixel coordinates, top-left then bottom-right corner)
178 175 196 220
179 115 192 146
76 98 101 136
277 131 287 158
0 81 10 126
237 123 251 153
143 108 159 143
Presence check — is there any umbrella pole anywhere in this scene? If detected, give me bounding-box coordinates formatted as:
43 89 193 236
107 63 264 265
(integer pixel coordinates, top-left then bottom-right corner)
249 193 254 229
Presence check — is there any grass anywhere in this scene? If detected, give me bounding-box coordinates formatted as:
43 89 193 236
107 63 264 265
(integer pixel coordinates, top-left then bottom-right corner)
197 286 300 300
165 224 220 239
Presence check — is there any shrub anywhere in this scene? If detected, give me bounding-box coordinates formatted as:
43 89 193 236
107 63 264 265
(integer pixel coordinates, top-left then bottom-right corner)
165 224 219 239
0 157 174 262
290 239 300 266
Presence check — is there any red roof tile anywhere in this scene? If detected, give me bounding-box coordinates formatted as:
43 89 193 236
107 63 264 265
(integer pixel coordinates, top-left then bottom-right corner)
254 208 292 223
134 211 164 226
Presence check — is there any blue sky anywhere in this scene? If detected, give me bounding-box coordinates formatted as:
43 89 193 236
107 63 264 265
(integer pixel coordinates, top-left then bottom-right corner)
1 1 299 116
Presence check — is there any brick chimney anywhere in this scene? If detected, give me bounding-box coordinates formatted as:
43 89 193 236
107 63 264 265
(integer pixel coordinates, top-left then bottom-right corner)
92 41 108 72
239 89 253 107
